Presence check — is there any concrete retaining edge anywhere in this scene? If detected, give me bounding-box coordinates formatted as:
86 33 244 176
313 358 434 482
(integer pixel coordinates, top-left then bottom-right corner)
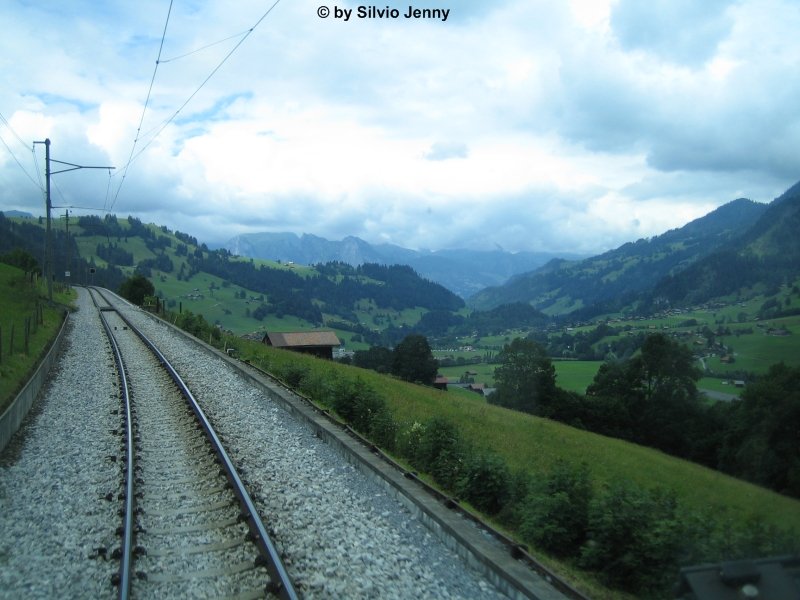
0 311 70 454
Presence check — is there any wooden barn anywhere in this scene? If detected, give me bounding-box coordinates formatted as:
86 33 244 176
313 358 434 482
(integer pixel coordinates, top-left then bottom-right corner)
261 331 341 360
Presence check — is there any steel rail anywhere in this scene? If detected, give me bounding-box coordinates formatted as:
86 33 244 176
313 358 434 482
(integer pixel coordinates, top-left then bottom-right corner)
89 288 136 599
96 289 297 600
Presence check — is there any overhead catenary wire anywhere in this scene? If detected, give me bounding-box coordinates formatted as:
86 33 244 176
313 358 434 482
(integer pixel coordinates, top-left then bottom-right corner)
108 0 174 212
158 29 252 64
109 0 283 212
31 144 45 194
0 111 44 193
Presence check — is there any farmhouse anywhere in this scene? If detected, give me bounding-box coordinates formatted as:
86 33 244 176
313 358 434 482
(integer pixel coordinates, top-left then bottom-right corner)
433 376 449 391
262 330 341 359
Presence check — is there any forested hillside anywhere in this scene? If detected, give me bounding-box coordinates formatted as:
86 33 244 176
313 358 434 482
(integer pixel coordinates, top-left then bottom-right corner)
0 212 465 338
0 213 126 291
468 197 769 315
649 182 800 307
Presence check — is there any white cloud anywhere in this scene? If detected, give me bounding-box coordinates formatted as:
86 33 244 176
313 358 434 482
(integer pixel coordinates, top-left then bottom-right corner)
0 0 798 254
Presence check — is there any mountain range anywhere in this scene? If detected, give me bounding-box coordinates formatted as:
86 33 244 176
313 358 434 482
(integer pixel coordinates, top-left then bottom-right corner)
224 179 800 319
469 180 800 317
224 232 586 298
5 179 798 329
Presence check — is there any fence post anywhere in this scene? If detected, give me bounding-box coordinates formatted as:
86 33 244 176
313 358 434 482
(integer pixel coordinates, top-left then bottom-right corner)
24 317 30 355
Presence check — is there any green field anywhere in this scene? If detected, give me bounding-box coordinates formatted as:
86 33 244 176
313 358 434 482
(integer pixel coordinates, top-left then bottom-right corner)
552 360 603 393
706 316 800 375
437 359 602 394
698 377 743 398
436 362 496 385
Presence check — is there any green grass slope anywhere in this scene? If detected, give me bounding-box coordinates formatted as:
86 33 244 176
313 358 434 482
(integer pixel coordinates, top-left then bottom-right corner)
233 338 800 532
0 264 72 412
219 337 799 597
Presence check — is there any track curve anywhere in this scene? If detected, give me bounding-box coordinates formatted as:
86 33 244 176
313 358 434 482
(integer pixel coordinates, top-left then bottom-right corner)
90 288 296 599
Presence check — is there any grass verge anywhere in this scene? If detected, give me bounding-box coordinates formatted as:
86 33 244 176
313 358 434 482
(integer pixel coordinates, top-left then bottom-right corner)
0 264 74 414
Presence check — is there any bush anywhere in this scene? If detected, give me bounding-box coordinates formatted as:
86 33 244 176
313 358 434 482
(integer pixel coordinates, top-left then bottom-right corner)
368 406 398 452
397 421 427 469
331 378 374 431
682 511 800 566
413 417 466 491
579 481 683 594
520 461 591 557
330 377 397 450
458 452 511 515
118 273 154 305
278 363 309 389
297 369 331 402
174 310 217 340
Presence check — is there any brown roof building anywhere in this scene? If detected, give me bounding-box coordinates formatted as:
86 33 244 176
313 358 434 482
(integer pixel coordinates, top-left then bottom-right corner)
261 331 341 359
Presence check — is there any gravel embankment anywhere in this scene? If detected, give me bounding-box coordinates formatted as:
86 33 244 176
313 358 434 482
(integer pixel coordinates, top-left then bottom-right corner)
0 288 121 598
1 288 513 598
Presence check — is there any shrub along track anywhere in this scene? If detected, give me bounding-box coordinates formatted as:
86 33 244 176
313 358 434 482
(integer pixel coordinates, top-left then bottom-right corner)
89 287 296 599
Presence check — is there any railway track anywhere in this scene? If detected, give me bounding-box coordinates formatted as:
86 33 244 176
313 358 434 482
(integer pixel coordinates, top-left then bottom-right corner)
89 288 296 599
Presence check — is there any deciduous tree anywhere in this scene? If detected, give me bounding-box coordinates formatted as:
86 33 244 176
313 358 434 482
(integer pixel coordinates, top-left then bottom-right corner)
391 334 438 384
118 273 154 305
490 338 556 414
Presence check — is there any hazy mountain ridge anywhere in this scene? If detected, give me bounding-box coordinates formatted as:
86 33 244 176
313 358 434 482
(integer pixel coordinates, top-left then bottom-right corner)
468 195 773 314
224 232 585 298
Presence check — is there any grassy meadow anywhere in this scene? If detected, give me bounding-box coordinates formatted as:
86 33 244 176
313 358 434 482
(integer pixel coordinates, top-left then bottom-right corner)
552 360 603 393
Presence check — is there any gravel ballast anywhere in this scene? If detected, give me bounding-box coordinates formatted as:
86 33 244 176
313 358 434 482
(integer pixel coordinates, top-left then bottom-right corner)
0 288 120 598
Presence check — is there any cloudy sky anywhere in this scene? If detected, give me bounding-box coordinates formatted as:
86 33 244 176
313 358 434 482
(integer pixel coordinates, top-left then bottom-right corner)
1 0 799 254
